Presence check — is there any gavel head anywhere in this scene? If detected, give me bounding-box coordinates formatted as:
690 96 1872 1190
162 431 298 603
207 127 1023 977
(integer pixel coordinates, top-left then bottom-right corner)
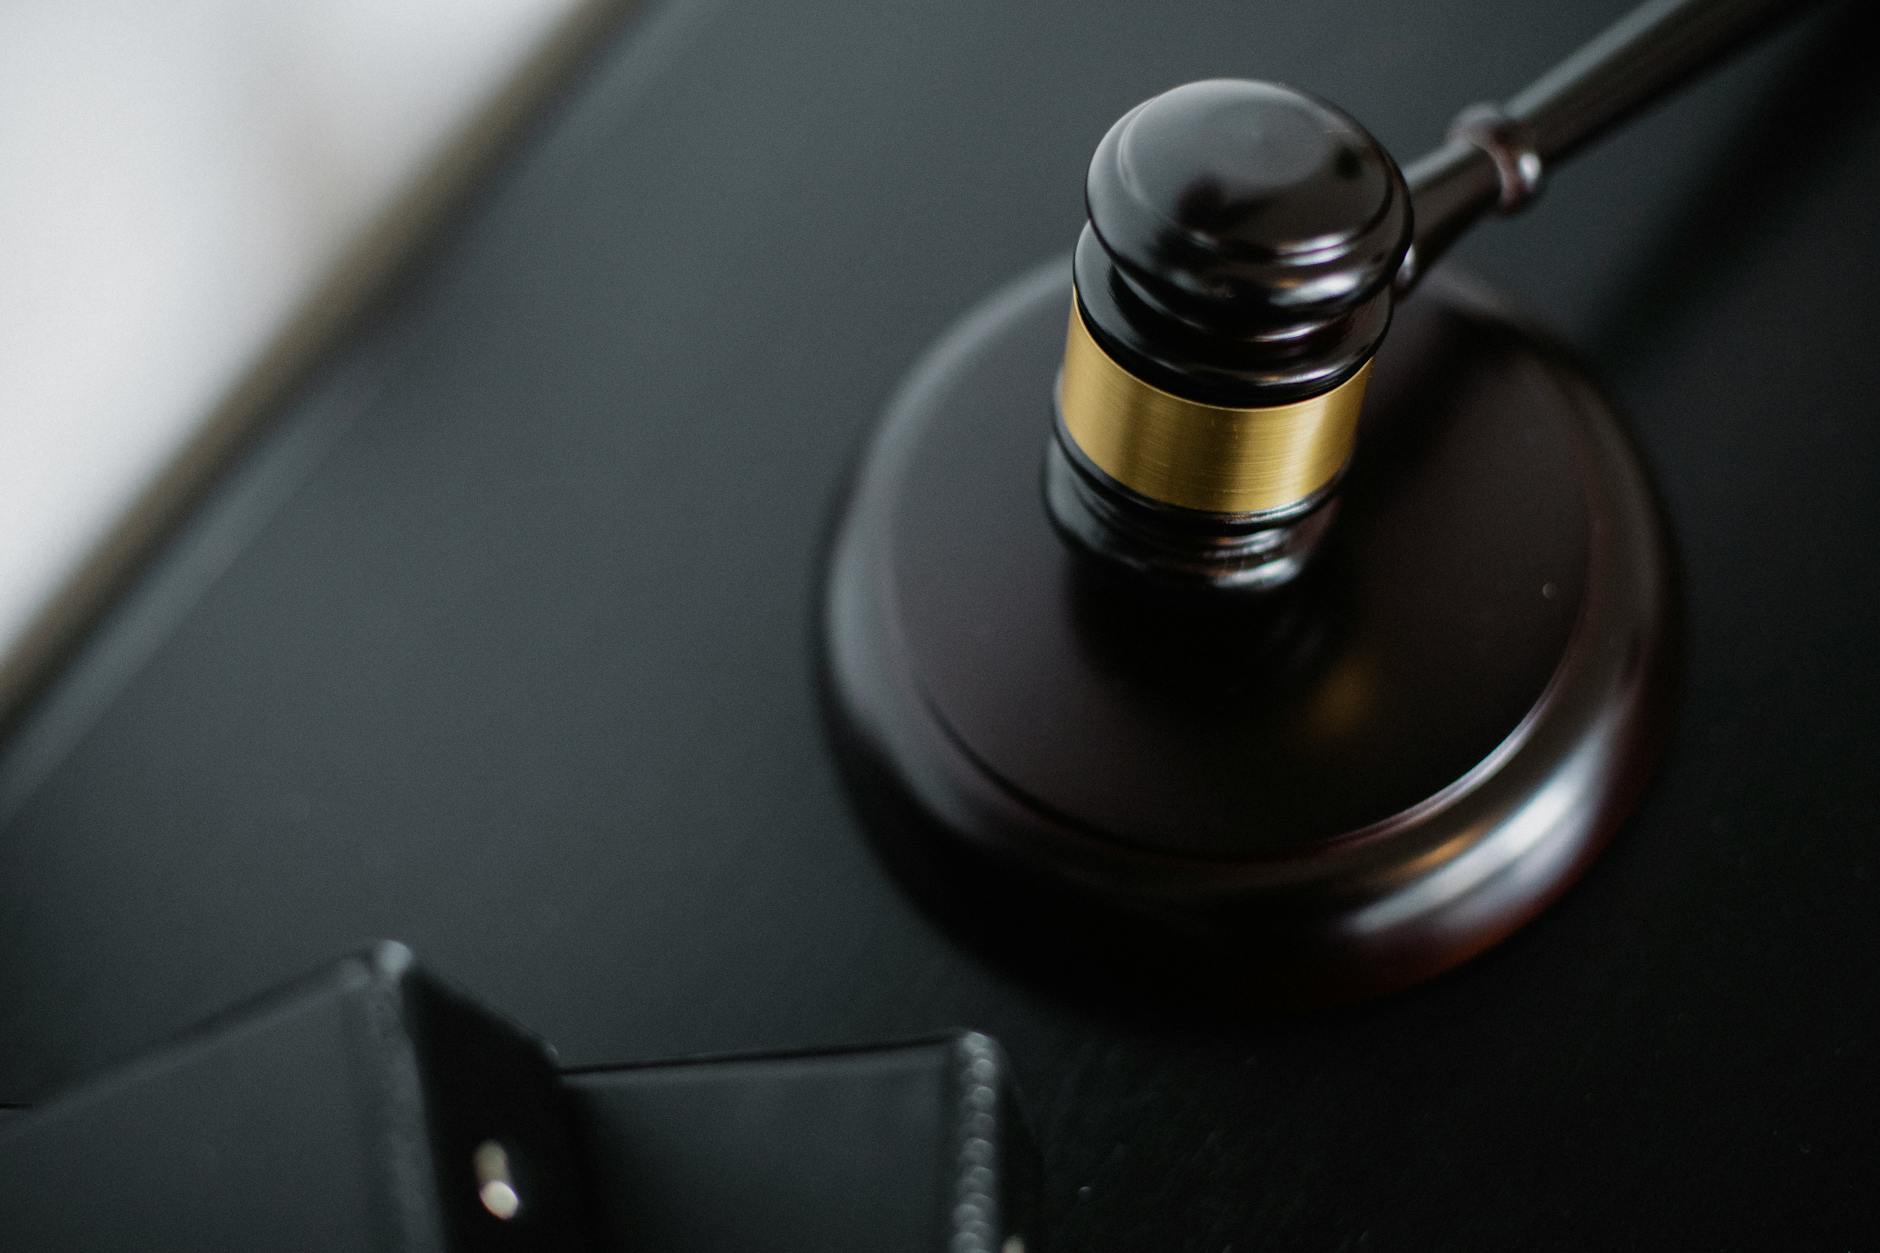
1048 80 1412 592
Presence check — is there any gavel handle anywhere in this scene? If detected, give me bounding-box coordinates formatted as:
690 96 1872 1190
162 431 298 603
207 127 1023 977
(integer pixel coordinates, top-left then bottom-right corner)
1399 0 1811 291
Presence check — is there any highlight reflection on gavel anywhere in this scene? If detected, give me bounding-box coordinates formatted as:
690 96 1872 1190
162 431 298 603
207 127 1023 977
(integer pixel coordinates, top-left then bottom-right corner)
1049 0 1796 592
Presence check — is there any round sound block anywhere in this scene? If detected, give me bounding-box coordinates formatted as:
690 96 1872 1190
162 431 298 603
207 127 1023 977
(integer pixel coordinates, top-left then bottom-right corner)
822 262 1675 1002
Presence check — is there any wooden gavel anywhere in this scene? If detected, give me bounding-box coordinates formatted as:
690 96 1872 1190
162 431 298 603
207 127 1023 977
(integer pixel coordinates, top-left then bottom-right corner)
1048 0 1798 591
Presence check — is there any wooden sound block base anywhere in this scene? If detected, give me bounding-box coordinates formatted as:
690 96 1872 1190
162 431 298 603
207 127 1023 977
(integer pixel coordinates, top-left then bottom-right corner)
821 262 1675 1004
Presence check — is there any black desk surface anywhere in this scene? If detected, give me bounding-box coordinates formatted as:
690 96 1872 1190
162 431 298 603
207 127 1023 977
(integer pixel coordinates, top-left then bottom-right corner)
4 1 1877 1246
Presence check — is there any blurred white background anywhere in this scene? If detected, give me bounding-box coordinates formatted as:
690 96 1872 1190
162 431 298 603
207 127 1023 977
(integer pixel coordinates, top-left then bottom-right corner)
0 0 606 715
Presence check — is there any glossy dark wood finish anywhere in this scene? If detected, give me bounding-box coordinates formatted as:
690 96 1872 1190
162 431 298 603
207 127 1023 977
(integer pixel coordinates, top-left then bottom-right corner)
825 267 1673 999
1508 0 1800 162
1075 81 1409 405
1404 0 1807 284
1058 82 1412 589
1041 433 1340 593
1061 0 1805 592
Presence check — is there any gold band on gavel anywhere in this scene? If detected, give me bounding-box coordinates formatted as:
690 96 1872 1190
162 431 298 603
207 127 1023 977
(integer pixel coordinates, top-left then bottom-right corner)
1057 294 1371 515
